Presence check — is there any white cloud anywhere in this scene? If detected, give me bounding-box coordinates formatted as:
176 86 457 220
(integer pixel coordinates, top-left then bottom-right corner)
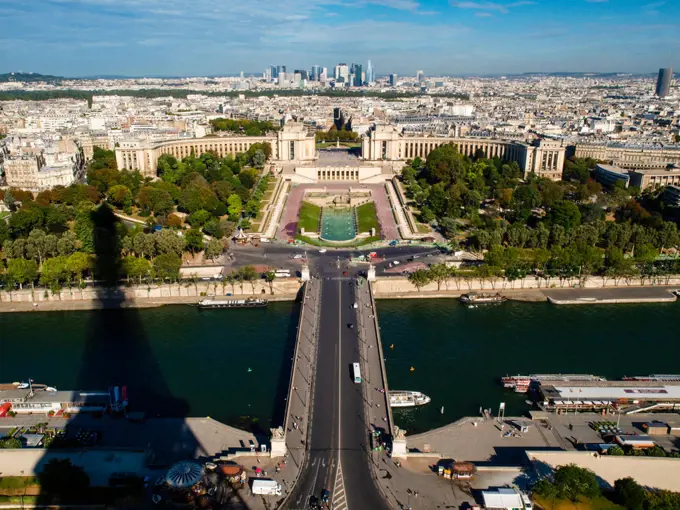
450 1 535 14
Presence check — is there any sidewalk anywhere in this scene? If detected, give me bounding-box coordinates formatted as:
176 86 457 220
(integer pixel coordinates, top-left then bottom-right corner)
354 278 400 508
279 277 321 500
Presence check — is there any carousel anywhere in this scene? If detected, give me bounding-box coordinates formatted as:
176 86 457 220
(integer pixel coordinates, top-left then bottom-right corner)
153 460 247 508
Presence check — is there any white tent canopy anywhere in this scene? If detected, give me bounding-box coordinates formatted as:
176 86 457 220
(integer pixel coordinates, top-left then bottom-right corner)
482 488 523 510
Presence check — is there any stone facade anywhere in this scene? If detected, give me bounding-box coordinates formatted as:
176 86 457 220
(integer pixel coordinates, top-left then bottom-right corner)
115 123 316 178
574 144 680 170
361 125 565 181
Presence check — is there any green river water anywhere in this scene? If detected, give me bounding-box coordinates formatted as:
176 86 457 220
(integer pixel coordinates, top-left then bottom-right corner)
0 300 678 434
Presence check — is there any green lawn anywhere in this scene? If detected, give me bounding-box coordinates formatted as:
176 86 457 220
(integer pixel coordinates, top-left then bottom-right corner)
298 201 321 233
356 202 380 234
416 222 431 233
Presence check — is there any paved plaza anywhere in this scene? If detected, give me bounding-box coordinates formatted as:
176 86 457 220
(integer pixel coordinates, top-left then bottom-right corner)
277 183 400 241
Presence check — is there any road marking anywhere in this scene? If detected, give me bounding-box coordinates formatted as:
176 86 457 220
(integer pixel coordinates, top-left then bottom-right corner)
332 461 348 510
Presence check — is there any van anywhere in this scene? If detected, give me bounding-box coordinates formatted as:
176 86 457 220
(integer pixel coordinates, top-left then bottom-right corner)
520 492 532 510
251 479 281 496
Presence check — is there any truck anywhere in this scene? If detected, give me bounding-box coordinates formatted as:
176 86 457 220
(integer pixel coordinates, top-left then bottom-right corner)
251 479 282 496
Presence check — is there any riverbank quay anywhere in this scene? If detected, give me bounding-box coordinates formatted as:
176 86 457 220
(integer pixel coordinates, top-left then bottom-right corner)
0 279 302 313
372 275 680 303
544 286 677 304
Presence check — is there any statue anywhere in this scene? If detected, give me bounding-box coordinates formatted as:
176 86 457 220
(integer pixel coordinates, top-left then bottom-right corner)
270 426 285 440
393 426 407 440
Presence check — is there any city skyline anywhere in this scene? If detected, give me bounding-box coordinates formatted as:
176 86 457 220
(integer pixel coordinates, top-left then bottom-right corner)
0 0 679 77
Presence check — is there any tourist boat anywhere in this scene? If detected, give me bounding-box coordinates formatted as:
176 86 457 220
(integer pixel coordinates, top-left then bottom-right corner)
501 373 606 393
389 390 431 408
622 374 680 382
460 292 507 305
197 298 268 309
501 375 531 393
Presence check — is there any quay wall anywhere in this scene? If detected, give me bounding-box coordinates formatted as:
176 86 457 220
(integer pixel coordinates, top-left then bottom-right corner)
372 275 680 298
0 279 303 313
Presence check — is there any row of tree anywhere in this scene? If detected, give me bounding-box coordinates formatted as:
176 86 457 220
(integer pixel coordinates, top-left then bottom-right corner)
533 464 680 510
401 146 679 257
406 248 680 291
209 118 279 136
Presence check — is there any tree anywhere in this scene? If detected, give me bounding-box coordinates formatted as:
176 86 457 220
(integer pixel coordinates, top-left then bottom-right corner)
227 194 243 218
40 256 69 290
6 258 39 289
612 478 646 510
167 213 183 228
66 252 92 286
548 200 582 230
188 209 212 228
0 437 22 448
408 269 432 291
153 253 181 282
550 464 600 501
184 229 204 254
265 270 276 295
123 255 151 284
132 232 156 259
39 458 90 504
239 265 258 293
107 184 133 208
204 238 223 261
155 229 185 257
57 231 79 256
428 263 450 291
25 229 53 268
74 203 96 253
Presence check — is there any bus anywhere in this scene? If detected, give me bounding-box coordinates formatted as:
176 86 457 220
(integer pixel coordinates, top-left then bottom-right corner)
352 362 362 384
274 269 291 277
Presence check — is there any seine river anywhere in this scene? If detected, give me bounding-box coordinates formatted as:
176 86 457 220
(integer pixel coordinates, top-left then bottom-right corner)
1 300 678 434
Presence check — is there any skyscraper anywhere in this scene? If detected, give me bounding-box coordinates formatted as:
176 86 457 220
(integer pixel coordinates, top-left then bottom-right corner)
416 70 424 83
389 73 398 86
656 68 673 98
311 65 320 81
270 64 278 79
354 64 363 86
366 60 374 85
335 63 349 83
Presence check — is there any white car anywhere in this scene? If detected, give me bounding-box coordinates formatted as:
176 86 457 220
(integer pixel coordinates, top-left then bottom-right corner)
319 249 327 254
293 254 304 259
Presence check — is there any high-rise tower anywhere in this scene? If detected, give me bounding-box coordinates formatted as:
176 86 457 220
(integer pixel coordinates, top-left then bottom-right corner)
656 68 673 98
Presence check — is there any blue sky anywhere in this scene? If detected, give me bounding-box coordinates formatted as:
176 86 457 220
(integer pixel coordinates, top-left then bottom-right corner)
0 0 678 77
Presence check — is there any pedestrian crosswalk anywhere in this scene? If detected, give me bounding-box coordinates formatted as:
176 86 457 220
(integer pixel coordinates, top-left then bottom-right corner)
332 461 348 510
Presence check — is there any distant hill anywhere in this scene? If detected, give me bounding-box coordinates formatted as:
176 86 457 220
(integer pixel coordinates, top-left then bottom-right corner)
0 72 71 83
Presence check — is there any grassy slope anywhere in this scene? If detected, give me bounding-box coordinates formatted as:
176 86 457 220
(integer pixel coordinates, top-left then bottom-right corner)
298 201 321 233
356 202 380 234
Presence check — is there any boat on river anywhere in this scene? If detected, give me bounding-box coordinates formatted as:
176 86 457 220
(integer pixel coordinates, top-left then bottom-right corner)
623 374 680 382
389 390 431 408
460 292 507 305
198 298 268 309
501 373 606 393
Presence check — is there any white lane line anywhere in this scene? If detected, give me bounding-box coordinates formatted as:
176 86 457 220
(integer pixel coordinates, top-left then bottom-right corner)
337 278 342 454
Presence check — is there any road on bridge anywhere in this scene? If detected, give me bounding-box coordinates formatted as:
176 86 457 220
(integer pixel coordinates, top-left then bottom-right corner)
285 260 390 510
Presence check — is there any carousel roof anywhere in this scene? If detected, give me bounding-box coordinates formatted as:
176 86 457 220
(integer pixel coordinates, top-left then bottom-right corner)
166 461 204 489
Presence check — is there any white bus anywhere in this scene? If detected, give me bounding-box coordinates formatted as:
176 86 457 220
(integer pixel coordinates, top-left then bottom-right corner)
274 269 291 277
352 362 362 384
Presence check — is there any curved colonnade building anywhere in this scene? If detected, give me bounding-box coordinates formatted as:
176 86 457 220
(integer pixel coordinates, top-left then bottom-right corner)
115 123 567 183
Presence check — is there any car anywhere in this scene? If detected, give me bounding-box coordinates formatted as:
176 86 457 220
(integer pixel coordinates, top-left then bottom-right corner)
321 489 330 504
347 323 354 329
293 254 304 259
309 495 320 509
413 255 420 259
319 249 327 253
